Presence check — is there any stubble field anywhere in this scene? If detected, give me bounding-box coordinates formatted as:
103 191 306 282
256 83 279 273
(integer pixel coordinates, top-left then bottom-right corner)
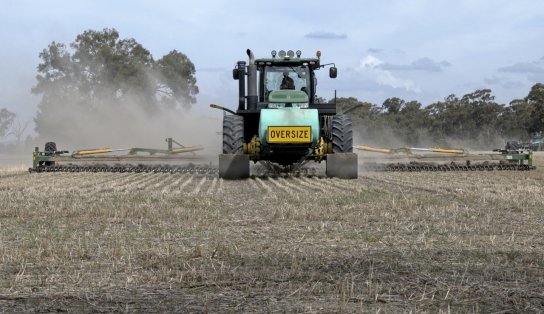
0 154 543 312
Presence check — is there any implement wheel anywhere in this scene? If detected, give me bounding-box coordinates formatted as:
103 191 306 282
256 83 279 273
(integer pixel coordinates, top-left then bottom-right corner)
44 141 57 153
220 115 249 179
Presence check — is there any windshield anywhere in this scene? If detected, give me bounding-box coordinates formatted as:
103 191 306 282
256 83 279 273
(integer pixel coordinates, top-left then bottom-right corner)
264 66 309 95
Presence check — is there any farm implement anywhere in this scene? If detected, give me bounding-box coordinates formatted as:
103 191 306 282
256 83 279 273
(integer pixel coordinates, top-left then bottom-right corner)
28 49 536 177
356 145 534 171
29 138 215 174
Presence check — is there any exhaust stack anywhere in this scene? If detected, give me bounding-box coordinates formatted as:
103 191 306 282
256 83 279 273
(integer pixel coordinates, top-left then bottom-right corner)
246 49 258 110
236 61 246 111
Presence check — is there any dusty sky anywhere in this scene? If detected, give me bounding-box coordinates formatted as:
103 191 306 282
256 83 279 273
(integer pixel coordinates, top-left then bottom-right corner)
1 0 543 136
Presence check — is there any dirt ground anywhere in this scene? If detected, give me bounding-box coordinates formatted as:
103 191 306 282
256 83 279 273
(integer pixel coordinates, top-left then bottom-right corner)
0 153 543 312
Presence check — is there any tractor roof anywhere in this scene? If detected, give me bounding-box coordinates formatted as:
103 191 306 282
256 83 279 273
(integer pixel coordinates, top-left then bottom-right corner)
254 57 321 68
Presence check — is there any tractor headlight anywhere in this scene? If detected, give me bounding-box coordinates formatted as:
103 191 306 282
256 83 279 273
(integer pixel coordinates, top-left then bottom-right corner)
296 50 302 57
287 50 294 58
278 50 286 58
271 50 277 58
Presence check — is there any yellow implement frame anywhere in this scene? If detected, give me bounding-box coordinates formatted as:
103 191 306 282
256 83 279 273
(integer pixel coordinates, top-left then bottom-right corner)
355 145 465 155
72 149 114 156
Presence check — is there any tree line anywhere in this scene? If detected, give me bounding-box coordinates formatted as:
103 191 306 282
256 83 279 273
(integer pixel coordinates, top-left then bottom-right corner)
333 84 544 148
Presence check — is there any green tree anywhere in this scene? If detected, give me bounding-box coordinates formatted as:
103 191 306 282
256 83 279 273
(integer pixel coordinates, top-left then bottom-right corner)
461 89 504 144
333 97 367 114
396 100 427 145
380 98 429 145
32 28 198 138
501 99 532 139
382 97 404 115
330 97 387 144
526 83 544 132
424 90 505 146
70 29 155 107
157 50 199 108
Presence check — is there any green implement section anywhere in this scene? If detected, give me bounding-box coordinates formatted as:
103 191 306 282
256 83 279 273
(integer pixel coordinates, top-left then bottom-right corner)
32 138 203 169
356 146 535 171
502 150 534 167
258 108 319 146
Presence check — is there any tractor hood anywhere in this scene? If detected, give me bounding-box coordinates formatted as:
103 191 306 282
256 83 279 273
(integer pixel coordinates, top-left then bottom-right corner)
258 108 319 146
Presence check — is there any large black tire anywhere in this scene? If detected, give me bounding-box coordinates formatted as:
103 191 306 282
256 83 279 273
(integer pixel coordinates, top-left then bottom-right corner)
219 154 250 179
222 115 244 154
44 141 57 153
331 115 353 153
326 153 358 179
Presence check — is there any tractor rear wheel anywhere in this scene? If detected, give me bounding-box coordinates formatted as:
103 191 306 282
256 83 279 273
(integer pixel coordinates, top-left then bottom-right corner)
220 114 249 179
331 115 353 153
222 115 244 153
326 115 357 179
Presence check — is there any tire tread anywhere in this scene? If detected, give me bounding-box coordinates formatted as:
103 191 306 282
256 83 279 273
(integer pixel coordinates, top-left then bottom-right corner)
223 115 244 154
331 115 353 153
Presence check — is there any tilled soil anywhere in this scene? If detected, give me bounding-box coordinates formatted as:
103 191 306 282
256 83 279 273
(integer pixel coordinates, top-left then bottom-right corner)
0 165 543 312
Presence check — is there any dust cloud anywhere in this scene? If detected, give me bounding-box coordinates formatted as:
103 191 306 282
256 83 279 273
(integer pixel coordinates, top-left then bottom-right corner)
0 102 223 168
353 125 505 151
352 124 508 169
36 100 223 163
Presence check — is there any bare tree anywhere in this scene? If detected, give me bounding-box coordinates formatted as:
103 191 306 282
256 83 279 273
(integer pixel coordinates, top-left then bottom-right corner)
8 119 30 143
0 108 16 138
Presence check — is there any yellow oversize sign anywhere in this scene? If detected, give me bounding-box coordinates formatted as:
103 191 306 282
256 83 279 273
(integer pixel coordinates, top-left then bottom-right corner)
268 126 311 143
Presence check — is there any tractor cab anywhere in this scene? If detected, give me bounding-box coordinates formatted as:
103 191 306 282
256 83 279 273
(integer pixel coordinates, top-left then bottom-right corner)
233 49 337 112
263 65 310 108
256 50 337 109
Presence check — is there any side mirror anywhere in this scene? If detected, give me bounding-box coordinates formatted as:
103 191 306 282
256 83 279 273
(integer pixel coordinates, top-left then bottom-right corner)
329 67 337 79
232 69 239 80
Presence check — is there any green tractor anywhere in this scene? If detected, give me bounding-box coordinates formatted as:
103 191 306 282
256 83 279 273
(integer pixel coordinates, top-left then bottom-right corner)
217 49 357 179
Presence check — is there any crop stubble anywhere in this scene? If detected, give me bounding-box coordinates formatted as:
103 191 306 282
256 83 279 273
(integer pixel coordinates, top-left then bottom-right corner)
0 154 543 312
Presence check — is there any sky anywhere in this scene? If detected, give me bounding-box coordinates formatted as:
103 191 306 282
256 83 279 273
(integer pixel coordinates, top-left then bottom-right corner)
1 0 543 133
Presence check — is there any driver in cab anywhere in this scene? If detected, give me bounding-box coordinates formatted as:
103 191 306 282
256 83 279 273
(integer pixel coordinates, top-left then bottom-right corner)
280 70 295 90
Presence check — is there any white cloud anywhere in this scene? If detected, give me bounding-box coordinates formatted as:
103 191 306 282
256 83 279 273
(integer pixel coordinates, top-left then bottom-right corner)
359 55 421 93
498 58 544 74
361 55 384 68
497 57 544 84
378 58 451 72
304 31 347 40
